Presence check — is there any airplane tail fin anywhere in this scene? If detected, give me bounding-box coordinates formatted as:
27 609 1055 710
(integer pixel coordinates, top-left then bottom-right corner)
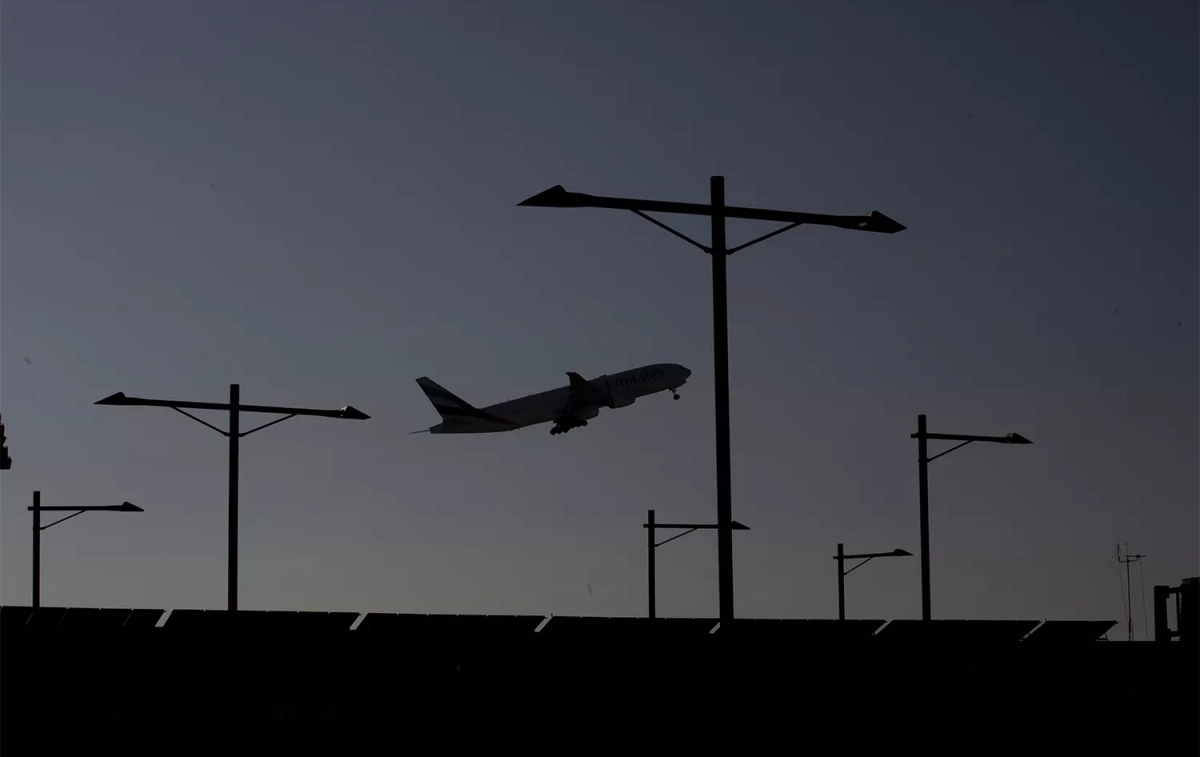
416 377 477 421
415 377 516 426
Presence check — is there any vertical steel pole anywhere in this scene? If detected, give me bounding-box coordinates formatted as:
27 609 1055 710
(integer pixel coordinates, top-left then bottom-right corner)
229 383 240 612
648 509 656 621
30 488 41 756
1126 548 1134 642
837 543 846 621
918 414 931 621
32 490 41 611
711 176 734 627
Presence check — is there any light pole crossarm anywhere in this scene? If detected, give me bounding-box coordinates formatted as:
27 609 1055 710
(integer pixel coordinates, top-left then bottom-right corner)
925 439 973 464
643 520 748 548
655 528 700 548
517 185 906 232
626 212 828 258
240 413 297 437
642 521 748 530
629 210 710 253
164 405 320 438
172 406 230 436
95 392 370 421
842 556 876 576
39 510 87 530
914 431 1031 444
835 548 912 576
727 222 803 255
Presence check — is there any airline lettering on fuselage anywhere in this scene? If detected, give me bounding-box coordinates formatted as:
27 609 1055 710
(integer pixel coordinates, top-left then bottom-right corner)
604 368 665 392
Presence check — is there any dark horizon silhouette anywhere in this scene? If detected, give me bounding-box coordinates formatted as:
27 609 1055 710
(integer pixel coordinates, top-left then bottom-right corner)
3 592 1197 754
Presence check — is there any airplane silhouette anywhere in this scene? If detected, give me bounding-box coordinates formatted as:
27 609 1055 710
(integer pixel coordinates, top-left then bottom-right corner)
413 363 691 436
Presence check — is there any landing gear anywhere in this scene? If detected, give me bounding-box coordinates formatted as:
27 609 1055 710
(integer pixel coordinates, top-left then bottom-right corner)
671 389 681 400
550 418 588 435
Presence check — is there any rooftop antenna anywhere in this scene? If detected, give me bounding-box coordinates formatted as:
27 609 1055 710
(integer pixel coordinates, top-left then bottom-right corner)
1116 543 1146 641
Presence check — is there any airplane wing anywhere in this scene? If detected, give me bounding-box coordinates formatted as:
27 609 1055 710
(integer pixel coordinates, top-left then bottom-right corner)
565 372 611 407
550 372 612 434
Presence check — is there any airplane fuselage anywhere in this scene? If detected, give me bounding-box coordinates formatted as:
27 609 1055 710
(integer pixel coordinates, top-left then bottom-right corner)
421 363 691 435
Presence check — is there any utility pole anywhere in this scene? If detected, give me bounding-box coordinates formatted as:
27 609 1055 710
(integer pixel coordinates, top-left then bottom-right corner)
520 179 904 627
644 512 750 621
32 491 40 610
228 384 240 611
29 491 144 611
647 509 656 621
96 385 368 611
708 176 734 623
912 414 1031 620
1117 543 1145 642
916 414 930 620
837 543 846 621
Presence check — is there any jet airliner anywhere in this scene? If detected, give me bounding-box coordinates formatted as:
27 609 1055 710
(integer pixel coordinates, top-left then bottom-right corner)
413 363 691 435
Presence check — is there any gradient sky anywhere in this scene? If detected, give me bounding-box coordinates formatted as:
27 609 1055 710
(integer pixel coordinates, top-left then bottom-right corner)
2 0 1196 636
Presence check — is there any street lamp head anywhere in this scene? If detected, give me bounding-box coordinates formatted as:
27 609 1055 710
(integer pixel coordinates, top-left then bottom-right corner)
338 406 371 421
518 185 584 208
858 211 907 234
95 392 130 406
892 549 913 557
118 502 144 513
731 521 750 531
1004 433 1032 445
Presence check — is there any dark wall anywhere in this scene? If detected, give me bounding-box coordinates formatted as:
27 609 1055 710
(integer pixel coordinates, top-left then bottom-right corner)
4 620 1196 755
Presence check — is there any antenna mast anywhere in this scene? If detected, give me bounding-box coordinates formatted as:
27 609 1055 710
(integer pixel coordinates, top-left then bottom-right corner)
1117 543 1146 641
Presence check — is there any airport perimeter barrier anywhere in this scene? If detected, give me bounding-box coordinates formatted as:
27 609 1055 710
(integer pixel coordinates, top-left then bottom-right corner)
7 606 1197 756
0 605 1121 642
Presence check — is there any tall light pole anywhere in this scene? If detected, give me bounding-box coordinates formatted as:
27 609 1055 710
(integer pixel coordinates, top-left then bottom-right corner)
522 179 904 626
912 414 1031 621
95 384 369 612
834 543 911 621
644 509 749 621
30 490 144 611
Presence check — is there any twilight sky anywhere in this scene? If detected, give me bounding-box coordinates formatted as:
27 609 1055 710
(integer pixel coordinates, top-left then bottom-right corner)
2 0 1196 635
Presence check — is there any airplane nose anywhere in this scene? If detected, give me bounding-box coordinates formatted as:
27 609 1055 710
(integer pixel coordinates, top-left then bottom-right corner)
680 366 692 381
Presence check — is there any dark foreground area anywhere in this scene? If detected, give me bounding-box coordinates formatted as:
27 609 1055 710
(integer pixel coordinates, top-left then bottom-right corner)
3 607 1196 755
